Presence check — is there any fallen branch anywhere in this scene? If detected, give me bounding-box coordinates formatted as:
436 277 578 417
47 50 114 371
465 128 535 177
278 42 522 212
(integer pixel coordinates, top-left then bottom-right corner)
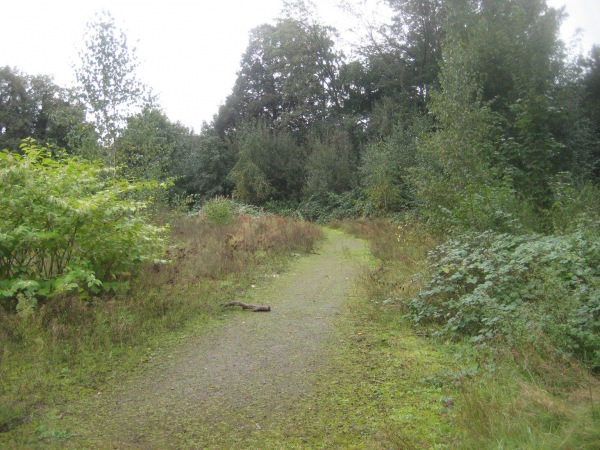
224 301 271 312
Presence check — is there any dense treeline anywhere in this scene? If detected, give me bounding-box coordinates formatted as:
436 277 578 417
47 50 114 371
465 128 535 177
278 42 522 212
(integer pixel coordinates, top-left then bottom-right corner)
2 1 598 219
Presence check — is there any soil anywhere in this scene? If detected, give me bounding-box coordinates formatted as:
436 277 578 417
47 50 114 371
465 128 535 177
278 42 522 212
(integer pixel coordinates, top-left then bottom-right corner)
57 229 368 449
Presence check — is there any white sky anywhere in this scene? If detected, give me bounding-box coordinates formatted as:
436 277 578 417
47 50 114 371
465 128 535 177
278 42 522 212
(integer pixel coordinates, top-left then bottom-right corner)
2 0 598 132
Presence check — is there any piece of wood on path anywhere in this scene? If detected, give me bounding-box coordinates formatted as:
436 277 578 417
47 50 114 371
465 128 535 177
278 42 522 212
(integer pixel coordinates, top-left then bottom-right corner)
224 301 271 312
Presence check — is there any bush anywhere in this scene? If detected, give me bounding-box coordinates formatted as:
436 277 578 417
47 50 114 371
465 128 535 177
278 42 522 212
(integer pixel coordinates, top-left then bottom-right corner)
406 227 600 369
199 197 236 225
198 197 264 225
0 140 167 311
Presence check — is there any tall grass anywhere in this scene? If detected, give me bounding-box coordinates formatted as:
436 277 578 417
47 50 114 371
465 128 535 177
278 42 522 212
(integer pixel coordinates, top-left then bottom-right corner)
0 213 323 440
331 218 439 302
340 218 600 449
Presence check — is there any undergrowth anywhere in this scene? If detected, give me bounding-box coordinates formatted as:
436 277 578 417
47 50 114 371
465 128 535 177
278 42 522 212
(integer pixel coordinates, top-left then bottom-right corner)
339 218 600 449
0 213 323 444
408 227 600 370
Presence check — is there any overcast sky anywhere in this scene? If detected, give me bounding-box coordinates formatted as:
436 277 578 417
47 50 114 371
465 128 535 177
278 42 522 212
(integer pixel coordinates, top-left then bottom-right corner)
2 0 598 132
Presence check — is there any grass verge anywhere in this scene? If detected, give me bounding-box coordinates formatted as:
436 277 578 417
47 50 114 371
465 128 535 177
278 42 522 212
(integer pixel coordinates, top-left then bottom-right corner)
337 218 600 449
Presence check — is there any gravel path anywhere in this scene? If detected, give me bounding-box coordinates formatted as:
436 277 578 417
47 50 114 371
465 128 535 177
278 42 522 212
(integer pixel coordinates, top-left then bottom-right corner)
60 229 367 449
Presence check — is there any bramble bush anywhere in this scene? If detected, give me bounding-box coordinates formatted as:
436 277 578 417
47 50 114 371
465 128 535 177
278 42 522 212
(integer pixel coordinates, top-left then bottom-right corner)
406 224 600 370
0 140 167 312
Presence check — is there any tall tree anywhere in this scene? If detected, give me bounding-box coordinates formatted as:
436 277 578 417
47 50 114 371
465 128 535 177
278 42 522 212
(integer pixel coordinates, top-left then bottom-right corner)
406 0 570 229
114 107 182 181
385 0 445 103
229 122 306 203
0 66 88 152
170 126 235 202
581 46 600 177
215 17 342 138
0 66 30 150
304 126 356 197
75 11 152 165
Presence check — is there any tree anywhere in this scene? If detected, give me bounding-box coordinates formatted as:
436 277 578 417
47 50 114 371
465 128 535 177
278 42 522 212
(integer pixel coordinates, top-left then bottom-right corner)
410 38 508 230
115 107 181 181
471 0 566 209
229 122 306 203
0 66 31 150
360 115 424 212
304 126 356 197
170 126 235 202
406 0 571 229
344 0 445 115
581 46 600 177
215 17 342 138
0 67 88 152
75 10 152 166
385 0 445 103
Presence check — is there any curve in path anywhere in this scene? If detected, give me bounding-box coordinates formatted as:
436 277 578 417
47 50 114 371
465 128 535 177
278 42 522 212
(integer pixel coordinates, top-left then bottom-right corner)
61 229 367 449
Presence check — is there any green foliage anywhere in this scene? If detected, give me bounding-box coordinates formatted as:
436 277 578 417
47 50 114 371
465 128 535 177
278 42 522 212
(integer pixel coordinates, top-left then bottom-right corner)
549 175 600 234
345 218 600 449
215 17 342 137
382 0 445 103
115 107 181 181
407 37 516 231
360 140 405 211
404 0 584 231
304 127 356 197
0 140 167 310
171 127 234 203
407 228 600 369
0 66 89 152
230 153 274 204
199 197 236 225
500 94 566 210
75 10 152 155
360 115 425 212
297 191 370 223
229 122 306 203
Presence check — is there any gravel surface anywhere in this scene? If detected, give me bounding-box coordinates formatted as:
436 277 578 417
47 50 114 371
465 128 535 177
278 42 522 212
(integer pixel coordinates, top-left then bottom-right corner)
59 230 367 449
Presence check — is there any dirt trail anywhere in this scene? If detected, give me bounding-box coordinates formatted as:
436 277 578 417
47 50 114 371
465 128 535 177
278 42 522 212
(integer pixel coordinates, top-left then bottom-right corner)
60 229 367 449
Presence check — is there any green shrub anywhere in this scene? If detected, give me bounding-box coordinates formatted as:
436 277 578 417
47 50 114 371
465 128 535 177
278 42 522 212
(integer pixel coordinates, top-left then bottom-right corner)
406 227 600 369
199 197 236 225
0 140 167 310
198 197 264 225
549 175 600 234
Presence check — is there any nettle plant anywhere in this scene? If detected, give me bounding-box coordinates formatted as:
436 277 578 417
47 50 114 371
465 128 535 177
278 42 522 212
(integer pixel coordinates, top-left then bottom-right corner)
0 140 168 313
407 228 600 369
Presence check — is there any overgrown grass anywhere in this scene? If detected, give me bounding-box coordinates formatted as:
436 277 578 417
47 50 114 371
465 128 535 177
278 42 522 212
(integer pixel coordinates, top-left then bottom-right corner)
0 213 323 443
338 218 600 449
232 287 466 449
329 218 440 302
182 225 465 449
